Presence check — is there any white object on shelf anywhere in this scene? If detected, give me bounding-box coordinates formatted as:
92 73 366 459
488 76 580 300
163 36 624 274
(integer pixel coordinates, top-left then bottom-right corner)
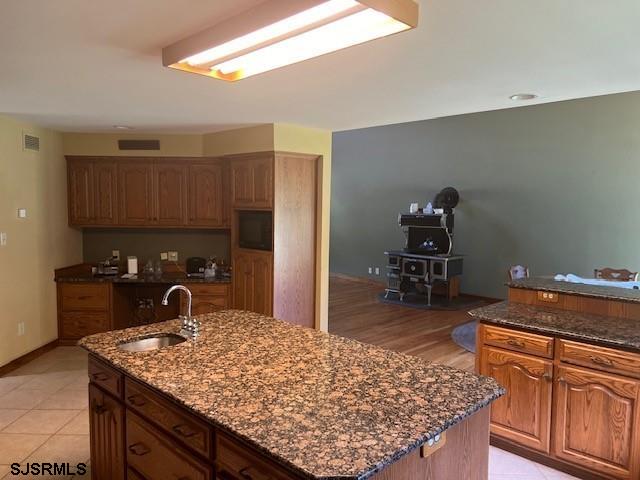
127 256 138 275
409 203 419 214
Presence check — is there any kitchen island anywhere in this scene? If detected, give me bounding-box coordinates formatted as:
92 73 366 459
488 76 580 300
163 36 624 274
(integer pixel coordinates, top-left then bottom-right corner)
80 310 503 480
471 277 640 480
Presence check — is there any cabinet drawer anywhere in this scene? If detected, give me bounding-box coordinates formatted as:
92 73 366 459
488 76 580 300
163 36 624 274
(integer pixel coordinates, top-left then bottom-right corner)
217 433 298 480
192 296 228 315
89 356 123 398
125 378 213 460
126 412 212 480
559 340 640 379
186 284 229 296
483 325 553 358
60 283 110 311
61 311 109 339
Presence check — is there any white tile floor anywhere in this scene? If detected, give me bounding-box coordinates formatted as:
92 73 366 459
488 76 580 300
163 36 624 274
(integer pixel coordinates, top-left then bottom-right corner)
0 347 578 479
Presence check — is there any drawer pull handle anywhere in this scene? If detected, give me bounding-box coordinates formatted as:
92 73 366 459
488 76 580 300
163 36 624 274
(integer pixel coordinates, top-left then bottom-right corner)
93 403 107 415
172 424 197 438
128 443 151 456
590 355 614 367
127 394 147 407
239 467 270 480
92 372 109 381
506 338 525 348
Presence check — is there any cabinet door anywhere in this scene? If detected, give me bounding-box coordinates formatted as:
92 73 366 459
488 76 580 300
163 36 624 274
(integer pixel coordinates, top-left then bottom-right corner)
68 160 95 225
232 253 252 311
553 365 640 479
231 160 253 207
93 161 118 225
479 346 553 453
154 162 187 225
118 160 154 225
250 156 273 208
251 253 273 315
89 384 125 480
188 162 224 227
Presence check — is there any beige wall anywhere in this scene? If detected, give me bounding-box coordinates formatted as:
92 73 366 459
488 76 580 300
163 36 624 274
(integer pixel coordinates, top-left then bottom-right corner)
274 124 332 332
63 133 204 157
203 125 274 156
0 115 83 367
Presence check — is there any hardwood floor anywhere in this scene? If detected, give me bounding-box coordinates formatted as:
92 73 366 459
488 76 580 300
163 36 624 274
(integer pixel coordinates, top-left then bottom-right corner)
328 275 493 371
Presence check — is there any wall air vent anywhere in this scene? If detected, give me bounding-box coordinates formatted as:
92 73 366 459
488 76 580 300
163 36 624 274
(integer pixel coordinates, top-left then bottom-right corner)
118 139 160 151
23 133 40 152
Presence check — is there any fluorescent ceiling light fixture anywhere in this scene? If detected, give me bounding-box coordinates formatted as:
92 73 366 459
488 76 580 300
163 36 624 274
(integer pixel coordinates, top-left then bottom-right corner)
163 0 419 81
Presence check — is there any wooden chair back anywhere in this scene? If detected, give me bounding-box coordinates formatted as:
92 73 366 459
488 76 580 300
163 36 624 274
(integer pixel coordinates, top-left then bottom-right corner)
594 268 639 282
508 265 530 281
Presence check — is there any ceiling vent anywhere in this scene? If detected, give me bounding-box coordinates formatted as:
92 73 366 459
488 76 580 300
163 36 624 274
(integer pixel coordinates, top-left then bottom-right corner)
118 139 160 151
23 133 40 152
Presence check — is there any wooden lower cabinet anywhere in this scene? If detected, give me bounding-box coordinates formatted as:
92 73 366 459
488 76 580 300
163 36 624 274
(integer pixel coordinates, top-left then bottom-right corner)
478 323 640 480
232 250 273 316
181 284 231 316
89 384 125 480
553 365 640 479
479 346 552 453
58 282 112 344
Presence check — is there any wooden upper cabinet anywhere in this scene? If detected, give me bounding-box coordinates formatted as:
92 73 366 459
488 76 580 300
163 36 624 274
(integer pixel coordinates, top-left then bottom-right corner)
154 161 187 226
479 346 553 453
553 365 640 479
68 159 95 225
118 160 154 225
93 161 118 225
188 161 225 227
231 154 273 209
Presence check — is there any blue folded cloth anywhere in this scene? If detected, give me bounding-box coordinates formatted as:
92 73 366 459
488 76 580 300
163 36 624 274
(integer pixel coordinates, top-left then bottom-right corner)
554 273 640 290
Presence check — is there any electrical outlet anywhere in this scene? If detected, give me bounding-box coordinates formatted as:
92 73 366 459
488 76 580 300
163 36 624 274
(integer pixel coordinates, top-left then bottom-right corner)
17 322 25 336
368 267 373 275
375 267 380 275
160 252 168 261
17 208 27 219
168 251 178 262
112 250 120 261
0 232 6 246
137 298 154 309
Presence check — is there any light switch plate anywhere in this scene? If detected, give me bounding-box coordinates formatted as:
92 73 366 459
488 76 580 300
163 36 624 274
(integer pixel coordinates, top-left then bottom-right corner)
17 208 27 219
168 251 178 262
112 250 120 261
160 252 168 261
0 232 6 246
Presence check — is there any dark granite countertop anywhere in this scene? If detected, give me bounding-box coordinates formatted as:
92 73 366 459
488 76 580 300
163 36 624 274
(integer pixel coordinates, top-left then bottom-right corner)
508 277 640 304
79 311 504 480
470 301 640 352
56 274 231 285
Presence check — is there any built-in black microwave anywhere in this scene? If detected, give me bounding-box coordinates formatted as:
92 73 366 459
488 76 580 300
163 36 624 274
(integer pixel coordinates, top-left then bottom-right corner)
238 210 273 251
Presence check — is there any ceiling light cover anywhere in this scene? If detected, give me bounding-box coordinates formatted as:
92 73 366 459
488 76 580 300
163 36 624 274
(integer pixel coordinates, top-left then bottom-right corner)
163 0 419 81
509 93 538 101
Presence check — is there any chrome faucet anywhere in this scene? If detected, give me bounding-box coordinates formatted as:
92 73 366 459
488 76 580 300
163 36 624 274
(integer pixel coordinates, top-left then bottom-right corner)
161 285 200 338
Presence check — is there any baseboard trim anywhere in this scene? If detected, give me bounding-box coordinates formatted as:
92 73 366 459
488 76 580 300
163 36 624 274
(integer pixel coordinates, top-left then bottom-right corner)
0 339 59 376
329 272 502 304
490 435 610 480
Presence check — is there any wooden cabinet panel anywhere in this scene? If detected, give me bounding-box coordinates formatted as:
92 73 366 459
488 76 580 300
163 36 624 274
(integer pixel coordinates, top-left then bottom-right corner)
125 378 213 460
93 161 118 225
232 251 273 315
217 433 297 480
89 384 125 480
188 162 224 227
118 160 154 225
479 346 552 453
89 356 124 398
61 311 109 339
126 412 212 480
483 325 553 358
60 283 110 311
68 160 94 225
553 365 640 479
154 162 187 225
230 155 273 208
559 340 640 380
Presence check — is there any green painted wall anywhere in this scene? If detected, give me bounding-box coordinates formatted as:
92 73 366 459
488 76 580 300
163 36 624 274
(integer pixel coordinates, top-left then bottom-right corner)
330 91 640 299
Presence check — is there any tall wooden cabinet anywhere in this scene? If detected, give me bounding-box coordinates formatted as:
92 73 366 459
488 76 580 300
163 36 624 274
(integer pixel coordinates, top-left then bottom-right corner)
89 383 125 480
230 152 318 328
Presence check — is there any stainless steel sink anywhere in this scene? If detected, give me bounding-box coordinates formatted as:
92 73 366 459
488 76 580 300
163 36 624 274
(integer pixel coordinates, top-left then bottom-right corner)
118 333 187 352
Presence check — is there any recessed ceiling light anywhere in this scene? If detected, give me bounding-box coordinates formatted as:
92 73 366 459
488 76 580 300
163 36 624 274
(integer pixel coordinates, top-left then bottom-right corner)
163 0 419 82
113 125 133 130
509 93 538 101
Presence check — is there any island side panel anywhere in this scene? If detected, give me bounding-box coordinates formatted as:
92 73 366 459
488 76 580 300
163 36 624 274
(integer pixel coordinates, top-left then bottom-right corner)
372 407 490 480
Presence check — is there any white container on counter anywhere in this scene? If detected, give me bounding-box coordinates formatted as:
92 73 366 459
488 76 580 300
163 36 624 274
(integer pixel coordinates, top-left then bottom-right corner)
127 256 138 275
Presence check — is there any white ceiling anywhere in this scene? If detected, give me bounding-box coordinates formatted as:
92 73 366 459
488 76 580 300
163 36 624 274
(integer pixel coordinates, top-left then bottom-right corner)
1 0 639 133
